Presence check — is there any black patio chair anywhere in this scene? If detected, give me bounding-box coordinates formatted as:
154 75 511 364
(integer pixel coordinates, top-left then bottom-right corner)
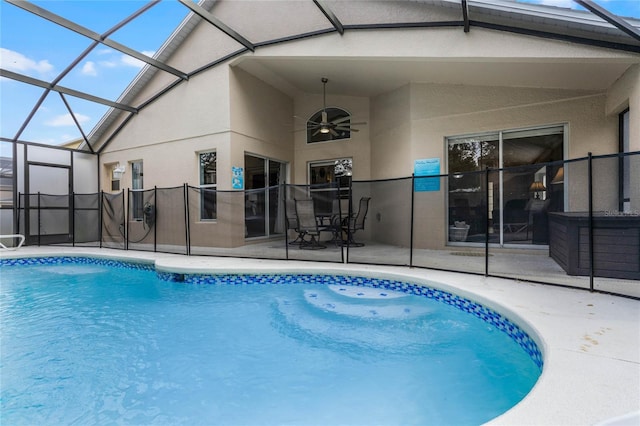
341 196 371 247
295 199 326 250
285 199 304 245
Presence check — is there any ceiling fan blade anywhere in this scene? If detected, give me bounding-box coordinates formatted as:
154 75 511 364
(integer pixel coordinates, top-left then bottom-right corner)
335 126 359 132
296 115 323 126
331 116 352 125
330 128 339 136
313 129 322 136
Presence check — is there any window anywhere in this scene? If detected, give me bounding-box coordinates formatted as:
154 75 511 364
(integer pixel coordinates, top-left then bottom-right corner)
619 109 630 212
307 108 351 144
199 151 217 220
447 125 564 246
110 164 124 191
131 160 143 220
309 158 352 214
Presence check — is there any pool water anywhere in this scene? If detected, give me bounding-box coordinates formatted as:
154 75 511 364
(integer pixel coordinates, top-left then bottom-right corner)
0 259 541 425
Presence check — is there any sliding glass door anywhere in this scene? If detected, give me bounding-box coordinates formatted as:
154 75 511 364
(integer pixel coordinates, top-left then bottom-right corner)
244 154 286 239
448 125 564 246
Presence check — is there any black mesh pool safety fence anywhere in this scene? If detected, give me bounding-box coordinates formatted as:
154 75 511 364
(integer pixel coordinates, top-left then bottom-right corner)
11 152 640 299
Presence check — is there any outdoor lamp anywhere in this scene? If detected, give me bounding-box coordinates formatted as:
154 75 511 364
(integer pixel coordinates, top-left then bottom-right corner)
529 181 546 199
112 165 125 180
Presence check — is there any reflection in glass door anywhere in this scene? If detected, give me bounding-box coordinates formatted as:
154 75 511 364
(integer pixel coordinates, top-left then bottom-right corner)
447 125 564 246
501 127 564 245
447 135 498 244
244 154 285 239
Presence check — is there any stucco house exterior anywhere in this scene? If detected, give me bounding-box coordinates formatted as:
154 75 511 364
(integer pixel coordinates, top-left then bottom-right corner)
1 0 639 278
84 0 639 251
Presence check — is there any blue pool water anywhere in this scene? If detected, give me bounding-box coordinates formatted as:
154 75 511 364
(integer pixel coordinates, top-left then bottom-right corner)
0 257 541 425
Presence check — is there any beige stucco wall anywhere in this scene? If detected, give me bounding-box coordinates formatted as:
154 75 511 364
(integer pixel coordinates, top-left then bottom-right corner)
99 62 236 247
95 19 639 250
370 82 623 249
229 67 294 170
99 63 298 248
607 64 640 211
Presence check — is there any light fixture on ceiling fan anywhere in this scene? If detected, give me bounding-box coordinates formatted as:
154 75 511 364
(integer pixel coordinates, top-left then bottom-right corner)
306 77 367 137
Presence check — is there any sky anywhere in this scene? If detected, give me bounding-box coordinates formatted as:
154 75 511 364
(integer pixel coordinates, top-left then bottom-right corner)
1 0 639 149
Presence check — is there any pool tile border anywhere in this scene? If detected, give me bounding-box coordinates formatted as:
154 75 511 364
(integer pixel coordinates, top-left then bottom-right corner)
0 255 154 271
2 256 542 370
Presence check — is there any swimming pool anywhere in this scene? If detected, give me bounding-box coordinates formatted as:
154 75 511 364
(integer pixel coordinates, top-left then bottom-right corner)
1 256 542 425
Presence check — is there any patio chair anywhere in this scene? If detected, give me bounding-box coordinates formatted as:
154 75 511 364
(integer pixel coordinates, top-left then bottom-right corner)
449 221 470 242
340 196 371 247
0 234 25 251
295 198 326 250
285 199 305 245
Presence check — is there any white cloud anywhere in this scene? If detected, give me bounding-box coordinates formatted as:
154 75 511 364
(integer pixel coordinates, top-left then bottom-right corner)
121 50 156 68
99 60 118 68
120 55 144 68
0 48 54 75
81 61 98 76
45 113 90 127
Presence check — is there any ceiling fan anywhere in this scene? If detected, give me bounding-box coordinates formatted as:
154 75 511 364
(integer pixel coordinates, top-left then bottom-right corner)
304 77 367 137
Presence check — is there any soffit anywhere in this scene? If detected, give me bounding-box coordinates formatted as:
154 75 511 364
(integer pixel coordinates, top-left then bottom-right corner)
233 55 636 98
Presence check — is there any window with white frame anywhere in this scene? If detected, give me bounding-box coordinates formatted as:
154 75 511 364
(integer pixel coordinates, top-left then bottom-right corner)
131 160 143 220
110 163 124 191
199 151 217 220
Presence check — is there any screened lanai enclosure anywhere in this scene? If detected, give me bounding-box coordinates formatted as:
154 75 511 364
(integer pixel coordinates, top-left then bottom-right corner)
1 0 639 299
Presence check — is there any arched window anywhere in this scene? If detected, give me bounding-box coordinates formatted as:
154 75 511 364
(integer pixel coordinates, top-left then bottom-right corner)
307 107 351 143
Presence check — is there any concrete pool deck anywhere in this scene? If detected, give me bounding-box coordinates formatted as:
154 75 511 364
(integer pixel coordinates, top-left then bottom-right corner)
2 246 639 425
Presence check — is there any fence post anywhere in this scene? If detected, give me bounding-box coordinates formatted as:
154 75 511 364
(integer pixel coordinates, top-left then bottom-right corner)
37 192 41 247
153 186 157 253
17 192 21 238
346 177 353 262
183 184 190 256
485 167 490 277
588 152 594 292
410 174 415 268
99 191 104 249
125 189 129 251
71 192 75 247
283 183 289 261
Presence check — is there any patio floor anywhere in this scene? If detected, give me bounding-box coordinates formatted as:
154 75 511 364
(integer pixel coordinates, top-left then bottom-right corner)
125 237 639 298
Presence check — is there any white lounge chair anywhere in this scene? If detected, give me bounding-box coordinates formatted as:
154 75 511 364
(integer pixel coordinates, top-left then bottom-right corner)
0 234 25 251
